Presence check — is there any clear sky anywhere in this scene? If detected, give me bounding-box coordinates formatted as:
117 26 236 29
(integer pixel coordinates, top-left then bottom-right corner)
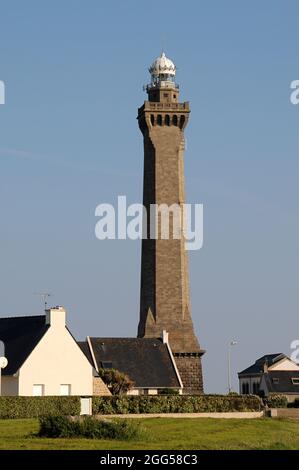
0 1 298 393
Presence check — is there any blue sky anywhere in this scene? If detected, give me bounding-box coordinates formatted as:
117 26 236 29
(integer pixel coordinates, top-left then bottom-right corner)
0 1 298 393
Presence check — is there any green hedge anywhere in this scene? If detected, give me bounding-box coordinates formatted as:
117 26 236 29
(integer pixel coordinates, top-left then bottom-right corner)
0 395 263 419
264 393 288 409
92 394 261 415
0 396 81 419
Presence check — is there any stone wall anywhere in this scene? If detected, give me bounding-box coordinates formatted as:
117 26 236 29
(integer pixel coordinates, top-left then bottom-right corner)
174 354 204 394
93 377 111 396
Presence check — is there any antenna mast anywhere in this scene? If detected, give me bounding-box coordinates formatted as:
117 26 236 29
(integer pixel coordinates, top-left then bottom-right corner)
34 293 51 311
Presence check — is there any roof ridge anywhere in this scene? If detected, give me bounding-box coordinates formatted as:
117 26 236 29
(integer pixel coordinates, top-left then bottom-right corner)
0 314 45 320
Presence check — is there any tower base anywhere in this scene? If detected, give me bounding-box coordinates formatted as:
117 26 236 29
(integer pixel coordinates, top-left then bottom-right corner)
173 353 204 394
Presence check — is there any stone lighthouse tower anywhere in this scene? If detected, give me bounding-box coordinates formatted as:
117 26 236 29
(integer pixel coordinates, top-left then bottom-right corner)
137 52 204 393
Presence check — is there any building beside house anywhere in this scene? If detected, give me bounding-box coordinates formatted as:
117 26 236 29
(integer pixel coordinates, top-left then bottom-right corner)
0 306 110 397
78 331 183 396
239 353 299 402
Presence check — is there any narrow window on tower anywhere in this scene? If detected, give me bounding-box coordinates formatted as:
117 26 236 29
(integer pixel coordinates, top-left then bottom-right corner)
165 114 170 126
179 115 185 129
150 114 155 126
173 115 178 126
157 114 162 126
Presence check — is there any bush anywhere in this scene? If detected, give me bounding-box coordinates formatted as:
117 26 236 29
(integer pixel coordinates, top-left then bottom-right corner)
38 415 142 440
287 398 299 408
98 368 134 395
293 398 299 408
264 393 288 408
92 394 261 415
0 396 80 419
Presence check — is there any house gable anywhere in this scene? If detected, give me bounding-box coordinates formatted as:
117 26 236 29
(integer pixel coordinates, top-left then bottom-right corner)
18 317 94 396
269 357 299 371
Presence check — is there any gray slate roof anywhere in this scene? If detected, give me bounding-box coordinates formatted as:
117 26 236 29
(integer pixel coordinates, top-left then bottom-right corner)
79 337 181 389
0 315 49 375
238 353 286 376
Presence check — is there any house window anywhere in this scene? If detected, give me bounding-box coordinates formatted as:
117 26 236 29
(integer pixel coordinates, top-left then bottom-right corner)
292 378 299 385
101 361 113 369
60 384 71 396
242 382 249 394
272 378 279 384
252 382 259 395
33 384 44 396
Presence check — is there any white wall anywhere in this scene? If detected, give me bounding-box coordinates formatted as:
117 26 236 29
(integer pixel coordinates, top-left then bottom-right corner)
270 358 299 371
18 310 93 396
127 389 139 396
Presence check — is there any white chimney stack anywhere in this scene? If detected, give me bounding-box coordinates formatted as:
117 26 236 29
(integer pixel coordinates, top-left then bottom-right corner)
162 330 169 344
46 306 66 328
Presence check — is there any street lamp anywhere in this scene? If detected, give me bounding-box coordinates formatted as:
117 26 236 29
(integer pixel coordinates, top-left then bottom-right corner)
228 341 238 394
0 357 8 396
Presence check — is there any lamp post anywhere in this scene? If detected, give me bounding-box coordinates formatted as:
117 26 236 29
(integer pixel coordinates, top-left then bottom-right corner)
0 357 8 396
228 341 238 393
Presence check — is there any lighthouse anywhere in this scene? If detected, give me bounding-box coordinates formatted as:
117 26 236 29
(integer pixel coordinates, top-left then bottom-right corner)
137 52 205 394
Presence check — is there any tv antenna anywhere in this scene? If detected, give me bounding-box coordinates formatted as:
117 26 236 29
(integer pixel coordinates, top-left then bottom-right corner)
34 292 51 311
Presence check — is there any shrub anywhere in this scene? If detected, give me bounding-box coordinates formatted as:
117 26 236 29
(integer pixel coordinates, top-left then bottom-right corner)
264 393 288 408
287 398 299 408
92 394 261 415
98 368 134 395
0 396 80 419
38 415 142 440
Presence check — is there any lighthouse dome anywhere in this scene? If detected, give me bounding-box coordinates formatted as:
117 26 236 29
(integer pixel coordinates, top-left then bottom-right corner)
149 52 176 76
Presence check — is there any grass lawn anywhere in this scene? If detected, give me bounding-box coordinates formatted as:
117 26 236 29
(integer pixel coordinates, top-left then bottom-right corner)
0 417 299 450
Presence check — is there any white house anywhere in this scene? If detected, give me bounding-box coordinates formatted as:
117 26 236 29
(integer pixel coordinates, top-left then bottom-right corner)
0 306 110 397
239 353 299 402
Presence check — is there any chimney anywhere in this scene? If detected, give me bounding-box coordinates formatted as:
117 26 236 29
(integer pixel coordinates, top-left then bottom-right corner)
45 306 66 328
263 361 268 373
162 330 169 344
